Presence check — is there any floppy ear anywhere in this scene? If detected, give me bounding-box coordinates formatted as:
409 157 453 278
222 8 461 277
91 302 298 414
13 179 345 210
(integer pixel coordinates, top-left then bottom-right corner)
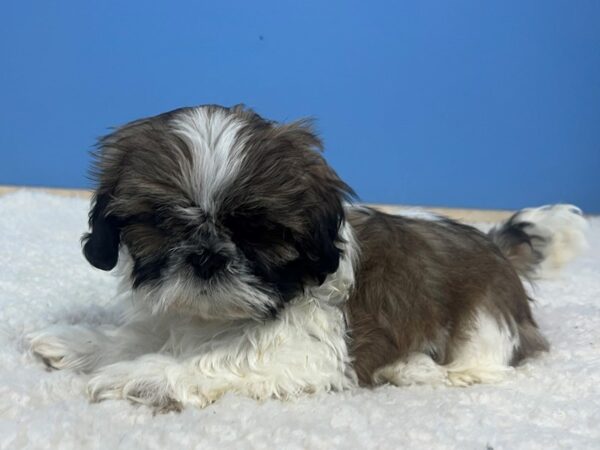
81 193 121 270
270 120 355 286
301 211 345 285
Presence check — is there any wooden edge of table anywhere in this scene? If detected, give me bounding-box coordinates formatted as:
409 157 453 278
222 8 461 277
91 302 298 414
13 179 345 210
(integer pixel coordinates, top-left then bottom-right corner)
0 185 92 199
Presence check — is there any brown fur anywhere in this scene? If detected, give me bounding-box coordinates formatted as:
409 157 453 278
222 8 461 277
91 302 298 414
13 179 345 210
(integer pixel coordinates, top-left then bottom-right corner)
345 207 548 385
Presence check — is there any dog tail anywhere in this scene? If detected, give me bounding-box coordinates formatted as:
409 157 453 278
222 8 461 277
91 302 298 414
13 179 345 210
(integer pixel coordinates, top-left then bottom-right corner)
488 204 589 279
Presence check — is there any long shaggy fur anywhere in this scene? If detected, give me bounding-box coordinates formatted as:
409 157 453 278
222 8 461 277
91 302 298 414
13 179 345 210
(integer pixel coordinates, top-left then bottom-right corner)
28 104 588 411
488 204 589 279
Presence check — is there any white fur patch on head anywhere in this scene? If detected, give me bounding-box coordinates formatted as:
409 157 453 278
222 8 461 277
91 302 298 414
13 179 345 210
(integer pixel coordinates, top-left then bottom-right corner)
171 107 247 212
514 204 589 278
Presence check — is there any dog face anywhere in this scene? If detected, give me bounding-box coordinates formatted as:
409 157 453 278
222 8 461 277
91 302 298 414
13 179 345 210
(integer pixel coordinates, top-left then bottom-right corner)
82 105 353 320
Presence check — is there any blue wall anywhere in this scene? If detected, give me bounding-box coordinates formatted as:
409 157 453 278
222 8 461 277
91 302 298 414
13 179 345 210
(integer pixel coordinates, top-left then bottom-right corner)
1 1 599 212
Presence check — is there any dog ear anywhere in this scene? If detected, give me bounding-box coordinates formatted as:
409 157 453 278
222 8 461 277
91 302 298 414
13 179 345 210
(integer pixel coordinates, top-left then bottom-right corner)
270 120 355 286
81 193 121 270
301 210 345 285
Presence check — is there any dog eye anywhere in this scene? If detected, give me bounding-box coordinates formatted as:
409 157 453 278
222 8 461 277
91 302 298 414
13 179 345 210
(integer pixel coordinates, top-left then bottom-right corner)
224 215 265 240
122 209 198 234
223 213 291 244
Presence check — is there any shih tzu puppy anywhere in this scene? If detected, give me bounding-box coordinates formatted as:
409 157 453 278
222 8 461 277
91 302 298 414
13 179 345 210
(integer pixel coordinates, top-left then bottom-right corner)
29 105 588 411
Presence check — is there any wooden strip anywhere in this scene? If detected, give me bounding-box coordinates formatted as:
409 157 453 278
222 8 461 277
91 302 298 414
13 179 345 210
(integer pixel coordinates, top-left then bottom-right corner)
0 185 92 199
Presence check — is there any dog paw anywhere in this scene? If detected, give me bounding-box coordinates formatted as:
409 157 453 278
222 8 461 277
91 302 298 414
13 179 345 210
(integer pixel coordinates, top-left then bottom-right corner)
28 326 100 371
373 353 448 386
87 358 184 413
446 367 508 387
447 371 481 387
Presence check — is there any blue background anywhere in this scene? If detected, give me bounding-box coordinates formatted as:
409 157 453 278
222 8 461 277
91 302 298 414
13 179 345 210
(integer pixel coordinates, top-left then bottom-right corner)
1 1 599 212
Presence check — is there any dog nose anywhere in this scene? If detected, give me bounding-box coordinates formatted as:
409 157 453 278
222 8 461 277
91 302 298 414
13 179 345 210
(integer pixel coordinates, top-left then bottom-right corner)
187 251 227 279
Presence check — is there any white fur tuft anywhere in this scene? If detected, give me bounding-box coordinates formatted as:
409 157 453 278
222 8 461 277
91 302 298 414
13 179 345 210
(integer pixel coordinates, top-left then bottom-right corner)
514 204 589 278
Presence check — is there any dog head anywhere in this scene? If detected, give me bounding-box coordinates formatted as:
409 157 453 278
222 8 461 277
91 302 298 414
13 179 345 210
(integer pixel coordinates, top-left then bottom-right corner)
82 105 353 320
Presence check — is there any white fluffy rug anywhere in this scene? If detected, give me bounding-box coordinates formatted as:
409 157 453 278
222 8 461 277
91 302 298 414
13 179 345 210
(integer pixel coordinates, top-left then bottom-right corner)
1 190 599 449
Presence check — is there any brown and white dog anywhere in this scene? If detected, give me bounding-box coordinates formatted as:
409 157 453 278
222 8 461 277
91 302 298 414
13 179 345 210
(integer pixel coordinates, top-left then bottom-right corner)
29 105 588 411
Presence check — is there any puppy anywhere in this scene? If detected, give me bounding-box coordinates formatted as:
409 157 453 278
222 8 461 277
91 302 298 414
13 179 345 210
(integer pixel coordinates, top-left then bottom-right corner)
29 105 588 411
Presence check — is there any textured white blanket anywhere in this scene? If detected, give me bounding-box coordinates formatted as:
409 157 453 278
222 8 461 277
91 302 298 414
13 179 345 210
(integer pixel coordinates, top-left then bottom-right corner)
1 191 598 449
